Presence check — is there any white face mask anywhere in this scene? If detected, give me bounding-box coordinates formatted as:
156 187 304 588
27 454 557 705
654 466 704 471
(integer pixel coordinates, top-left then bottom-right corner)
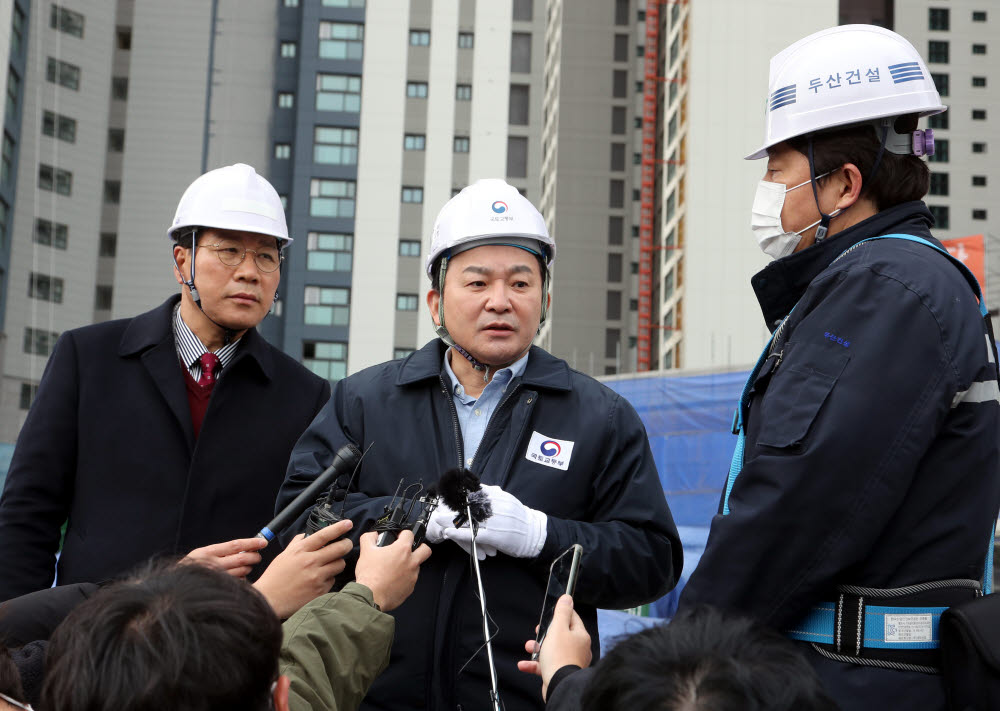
750 173 839 260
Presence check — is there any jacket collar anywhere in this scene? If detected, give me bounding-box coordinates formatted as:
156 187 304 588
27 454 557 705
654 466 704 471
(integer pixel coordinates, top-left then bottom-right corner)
750 201 935 330
119 294 275 381
398 340 573 392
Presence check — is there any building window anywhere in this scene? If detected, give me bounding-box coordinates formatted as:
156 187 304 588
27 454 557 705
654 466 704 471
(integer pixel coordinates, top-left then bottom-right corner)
928 205 949 229
112 76 128 100
929 112 949 130
116 27 131 50
39 165 73 195
606 291 622 320
614 34 628 62
607 253 622 282
612 106 626 134
321 0 366 5
458 32 474 49
317 74 362 111
931 73 949 97
972 142 987 154
11 6 24 56
929 138 949 162
46 58 81 90
0 133 12 186
972 109 987 120
509 84 529 125
928 41 949 63
511 32 532 73
507 136 527 178
513 0 533 21
93 285 112 310
972 76 987 88
399 240 421 257
280 41 297 58
608 216 623 245
107 128 125 152
278 92 295 108
401 186 423 204
306 231 353 271
612 70 627 98
615 0 629 25
303 341 348 382
609 180 624 208
972 11 987 22
35 219 69 249
50 5 85 37
29 272 64 303
319 22 364 60
314 126 358 164
456 84 472 101
972 44 987 55
20 383 38 411
972 175 987 187
928 8 950 30
274 143 291 160
605 329 621 359
309 179 356 217
404 133 425 151
304 286 350 326
406 81 428 98
396 293 419 311
409 30 430 46
454 136 470 153
42 111 77 143
24 327 60 356
100 232 117 257
973 209 987 220
6 68 19 117
104 180 121 204
394 347 414 359
929 172 949 195
611 143 625 171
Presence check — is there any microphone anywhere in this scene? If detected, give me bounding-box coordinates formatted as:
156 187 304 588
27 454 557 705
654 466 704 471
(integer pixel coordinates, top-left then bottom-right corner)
256 443 363 541
435 468 492 528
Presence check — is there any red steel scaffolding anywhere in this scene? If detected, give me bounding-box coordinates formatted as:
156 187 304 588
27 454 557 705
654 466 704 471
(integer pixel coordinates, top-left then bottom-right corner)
636 2 660 370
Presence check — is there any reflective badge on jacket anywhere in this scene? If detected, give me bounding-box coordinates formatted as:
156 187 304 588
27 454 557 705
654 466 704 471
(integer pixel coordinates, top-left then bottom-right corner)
525 431 575 471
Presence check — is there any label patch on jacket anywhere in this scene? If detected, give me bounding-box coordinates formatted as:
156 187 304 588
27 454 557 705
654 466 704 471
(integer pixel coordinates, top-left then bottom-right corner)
525 431 574 471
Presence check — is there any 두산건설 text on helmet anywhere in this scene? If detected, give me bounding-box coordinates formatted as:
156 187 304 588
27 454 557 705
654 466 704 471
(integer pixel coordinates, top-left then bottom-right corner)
425 179 555 368
747 24 945 161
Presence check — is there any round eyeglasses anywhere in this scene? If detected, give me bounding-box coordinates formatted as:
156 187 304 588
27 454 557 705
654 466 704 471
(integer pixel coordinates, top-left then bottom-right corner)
203 238 282 273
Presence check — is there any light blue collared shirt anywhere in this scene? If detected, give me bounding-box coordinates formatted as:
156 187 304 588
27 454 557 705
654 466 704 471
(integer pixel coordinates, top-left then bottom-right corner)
443 349 529 468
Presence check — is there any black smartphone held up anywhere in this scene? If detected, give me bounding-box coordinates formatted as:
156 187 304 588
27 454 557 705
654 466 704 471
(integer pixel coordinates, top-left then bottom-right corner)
532 543 584 661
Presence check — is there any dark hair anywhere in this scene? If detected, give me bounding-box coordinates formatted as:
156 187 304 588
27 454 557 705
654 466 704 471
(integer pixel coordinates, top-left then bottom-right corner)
41 562 281 711
0 645 26 705
582 606 838 711
786 114 929 211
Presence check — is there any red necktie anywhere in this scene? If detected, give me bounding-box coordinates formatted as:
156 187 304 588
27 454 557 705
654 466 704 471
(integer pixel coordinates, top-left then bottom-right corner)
198 352 220 389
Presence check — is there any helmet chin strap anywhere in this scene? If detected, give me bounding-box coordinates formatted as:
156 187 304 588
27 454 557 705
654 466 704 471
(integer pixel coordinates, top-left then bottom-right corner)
434 254 549 384
171 229 237 346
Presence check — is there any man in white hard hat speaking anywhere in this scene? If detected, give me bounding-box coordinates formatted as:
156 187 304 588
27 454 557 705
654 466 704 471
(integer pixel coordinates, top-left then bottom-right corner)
278 179 682 710
0 164 335 603
667 25 1000 710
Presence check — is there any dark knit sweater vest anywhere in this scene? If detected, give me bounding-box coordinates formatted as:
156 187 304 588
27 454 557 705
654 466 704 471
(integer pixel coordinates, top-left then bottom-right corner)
183 367 214 438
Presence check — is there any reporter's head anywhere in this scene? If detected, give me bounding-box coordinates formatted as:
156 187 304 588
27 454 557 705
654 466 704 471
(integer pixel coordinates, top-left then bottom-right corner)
582 606 837 711
41 561 284 711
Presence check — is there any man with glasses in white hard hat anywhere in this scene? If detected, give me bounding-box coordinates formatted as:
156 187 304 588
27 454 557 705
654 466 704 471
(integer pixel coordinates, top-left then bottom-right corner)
667 26 1000 710
0 164 336 607
278 178 681 711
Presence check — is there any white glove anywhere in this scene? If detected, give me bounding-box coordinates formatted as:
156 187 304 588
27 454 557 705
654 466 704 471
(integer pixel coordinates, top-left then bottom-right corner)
443 484 547 559
425 501 499 560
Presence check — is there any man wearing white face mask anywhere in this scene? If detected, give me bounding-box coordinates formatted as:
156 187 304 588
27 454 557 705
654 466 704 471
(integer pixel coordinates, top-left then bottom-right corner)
669 25 1000 711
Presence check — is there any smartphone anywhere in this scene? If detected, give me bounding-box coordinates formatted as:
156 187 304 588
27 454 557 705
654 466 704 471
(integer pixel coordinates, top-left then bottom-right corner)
532 543 584 661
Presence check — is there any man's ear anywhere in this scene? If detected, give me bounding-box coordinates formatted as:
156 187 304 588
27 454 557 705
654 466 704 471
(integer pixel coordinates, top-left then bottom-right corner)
173 244 189 286
834 162 865 212
273 675 291 711
426 289 441 327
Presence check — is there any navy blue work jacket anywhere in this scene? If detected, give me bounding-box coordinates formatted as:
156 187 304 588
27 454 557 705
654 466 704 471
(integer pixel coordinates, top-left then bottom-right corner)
278 341 681 711
0 296 330 600
680 202 1000 710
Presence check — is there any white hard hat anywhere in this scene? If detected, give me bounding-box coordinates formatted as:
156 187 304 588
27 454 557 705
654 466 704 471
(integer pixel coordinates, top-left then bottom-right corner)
425 178 554 278
167 163 290 243
746 25 946 160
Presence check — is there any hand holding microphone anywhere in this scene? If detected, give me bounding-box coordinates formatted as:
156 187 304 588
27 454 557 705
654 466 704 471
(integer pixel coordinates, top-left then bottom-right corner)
444 484 547 559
